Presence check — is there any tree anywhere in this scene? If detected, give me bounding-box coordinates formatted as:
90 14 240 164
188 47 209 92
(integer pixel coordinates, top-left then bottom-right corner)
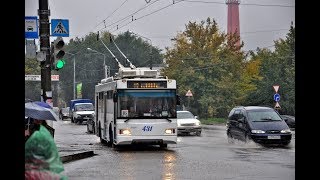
25 57 41 101
245 25 295 115
163 17 247 118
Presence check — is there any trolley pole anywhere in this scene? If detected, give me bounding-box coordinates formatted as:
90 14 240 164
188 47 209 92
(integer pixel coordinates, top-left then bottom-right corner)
38 0 52 104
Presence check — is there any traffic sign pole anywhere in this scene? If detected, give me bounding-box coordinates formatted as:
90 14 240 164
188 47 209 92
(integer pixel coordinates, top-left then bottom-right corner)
38 0 52 105
272 85 281 110
185 90 193 110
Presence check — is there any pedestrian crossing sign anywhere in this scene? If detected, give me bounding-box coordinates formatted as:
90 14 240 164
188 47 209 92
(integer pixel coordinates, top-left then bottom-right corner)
51 19 69 37
185 90 193 97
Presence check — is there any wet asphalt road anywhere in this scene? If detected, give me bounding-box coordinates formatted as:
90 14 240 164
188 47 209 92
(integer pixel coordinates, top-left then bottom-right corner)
54 120 295 180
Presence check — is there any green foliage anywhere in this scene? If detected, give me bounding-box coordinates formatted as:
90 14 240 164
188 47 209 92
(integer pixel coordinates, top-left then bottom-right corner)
244 25 295 115
200 117 226 125
25 57 41 101
25 57 40 74
163 17 248 118
163 18 295 118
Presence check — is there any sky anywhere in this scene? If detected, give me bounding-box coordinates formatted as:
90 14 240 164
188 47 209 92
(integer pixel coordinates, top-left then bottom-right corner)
25 0 295 52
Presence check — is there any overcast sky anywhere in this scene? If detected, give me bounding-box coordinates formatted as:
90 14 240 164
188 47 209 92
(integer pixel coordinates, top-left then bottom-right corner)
25 0 295 52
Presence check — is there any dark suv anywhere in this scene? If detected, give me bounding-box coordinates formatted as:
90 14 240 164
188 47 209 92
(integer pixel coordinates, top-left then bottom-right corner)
226 106 292 146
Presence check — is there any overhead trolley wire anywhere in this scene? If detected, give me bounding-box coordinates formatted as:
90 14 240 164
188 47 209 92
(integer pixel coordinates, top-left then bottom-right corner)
97 0 162 32
183 0 295 7
94 0 130 30
110 0 185 33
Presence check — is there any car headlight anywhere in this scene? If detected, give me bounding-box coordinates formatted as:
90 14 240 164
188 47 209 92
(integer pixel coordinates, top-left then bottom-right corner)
195 121 201 126
251 130 265 134
281 129 291 133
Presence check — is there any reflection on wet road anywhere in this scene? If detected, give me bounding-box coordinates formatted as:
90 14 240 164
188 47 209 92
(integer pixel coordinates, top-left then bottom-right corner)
56 121 294 180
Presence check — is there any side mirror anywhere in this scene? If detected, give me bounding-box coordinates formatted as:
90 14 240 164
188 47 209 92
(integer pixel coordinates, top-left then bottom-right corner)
113 92 118 102
238 117 245 123
195 116 198 119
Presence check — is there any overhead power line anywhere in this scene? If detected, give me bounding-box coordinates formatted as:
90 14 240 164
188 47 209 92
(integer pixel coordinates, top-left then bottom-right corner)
135 28 290 39
97 0 162 32
110 0 185 33
183 0 295 7
94 0 130 30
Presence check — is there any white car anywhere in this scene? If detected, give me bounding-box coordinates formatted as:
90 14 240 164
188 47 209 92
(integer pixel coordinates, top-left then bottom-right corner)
177 111 202 136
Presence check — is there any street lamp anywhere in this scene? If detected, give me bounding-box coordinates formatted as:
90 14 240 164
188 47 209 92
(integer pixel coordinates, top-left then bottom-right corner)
65 52 77 100
129 31 152 69
87 48 107 78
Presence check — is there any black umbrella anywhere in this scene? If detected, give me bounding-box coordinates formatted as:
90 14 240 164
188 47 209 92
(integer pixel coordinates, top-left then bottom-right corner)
25 102 59 121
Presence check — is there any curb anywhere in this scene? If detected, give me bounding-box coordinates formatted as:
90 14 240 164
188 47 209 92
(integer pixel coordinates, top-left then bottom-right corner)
60 151 95 163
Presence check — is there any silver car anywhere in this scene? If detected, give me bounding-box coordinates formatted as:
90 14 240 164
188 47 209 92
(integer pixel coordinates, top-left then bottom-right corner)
177 111 202 136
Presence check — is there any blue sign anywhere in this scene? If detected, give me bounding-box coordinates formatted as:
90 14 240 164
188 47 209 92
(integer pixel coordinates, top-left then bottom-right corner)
25 16 38 39
273 93 280 102
51 19 69 37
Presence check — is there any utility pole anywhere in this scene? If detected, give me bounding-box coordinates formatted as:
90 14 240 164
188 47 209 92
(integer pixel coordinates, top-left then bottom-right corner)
38 0 52 105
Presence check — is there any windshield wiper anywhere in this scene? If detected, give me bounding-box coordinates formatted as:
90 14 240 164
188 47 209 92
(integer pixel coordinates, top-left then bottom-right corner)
124 118 131 123
257 118 281 121
165 118 172 122
261 118 273 121
125 118 172 122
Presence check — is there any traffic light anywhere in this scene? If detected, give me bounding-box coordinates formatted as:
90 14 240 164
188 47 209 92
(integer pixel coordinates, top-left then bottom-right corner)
51 37 65 70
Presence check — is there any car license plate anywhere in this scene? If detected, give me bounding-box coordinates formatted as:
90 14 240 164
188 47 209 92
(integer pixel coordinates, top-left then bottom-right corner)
267 135 280 139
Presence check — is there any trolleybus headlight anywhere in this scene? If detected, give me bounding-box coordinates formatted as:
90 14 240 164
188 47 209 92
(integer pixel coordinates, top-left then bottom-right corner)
165 128 175 134
119 129 131 135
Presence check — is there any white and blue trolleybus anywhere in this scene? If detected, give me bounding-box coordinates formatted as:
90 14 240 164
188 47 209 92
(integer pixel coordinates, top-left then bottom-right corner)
94 67 179 148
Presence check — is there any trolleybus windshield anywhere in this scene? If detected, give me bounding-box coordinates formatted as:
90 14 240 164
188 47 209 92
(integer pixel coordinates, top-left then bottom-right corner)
117 90 176 118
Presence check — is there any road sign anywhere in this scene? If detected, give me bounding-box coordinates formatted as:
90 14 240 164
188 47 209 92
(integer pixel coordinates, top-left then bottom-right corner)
185 90 193 97
51 75 60 81
274 102 281 109
25 39 36 58
273 85 280 93
51 19 69 37
273 93 280 102
77 83 82 98
25 16 38 39
25 75 59 81
25 75 41 81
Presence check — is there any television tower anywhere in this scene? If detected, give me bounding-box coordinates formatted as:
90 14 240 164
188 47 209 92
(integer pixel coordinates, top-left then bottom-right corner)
226 0 240 46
